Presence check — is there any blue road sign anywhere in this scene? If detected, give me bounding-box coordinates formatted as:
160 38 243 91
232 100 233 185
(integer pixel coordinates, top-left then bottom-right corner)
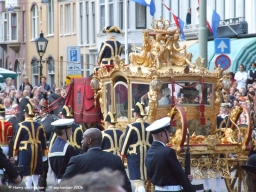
70 50 78 62
215 54 231 70
214 38 230 54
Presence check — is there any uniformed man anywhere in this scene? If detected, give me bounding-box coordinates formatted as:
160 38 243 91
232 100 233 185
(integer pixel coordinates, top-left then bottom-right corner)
97 26 123 65
145 117 195 192
13 102 48 190
49 105 84 153
120 102 153 192
0 104 13 183
48 118 78 183
101 112 124 155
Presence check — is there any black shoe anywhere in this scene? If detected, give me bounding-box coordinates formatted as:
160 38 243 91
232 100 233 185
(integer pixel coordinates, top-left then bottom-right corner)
203 190 212 192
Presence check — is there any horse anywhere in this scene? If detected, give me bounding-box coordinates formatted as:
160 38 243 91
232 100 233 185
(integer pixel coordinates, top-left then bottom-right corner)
36 114 60 142
48 93 65 116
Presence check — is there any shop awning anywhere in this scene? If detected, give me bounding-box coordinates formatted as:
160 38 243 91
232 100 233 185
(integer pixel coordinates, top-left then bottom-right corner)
0 68 18 80
187 37 256 72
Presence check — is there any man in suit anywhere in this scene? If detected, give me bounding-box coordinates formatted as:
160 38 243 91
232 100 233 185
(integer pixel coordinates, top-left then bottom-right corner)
62 128 132 192
101 112 124 155
145 117 195 192
120 102 153 192
97 26 123 65
48 119 78 183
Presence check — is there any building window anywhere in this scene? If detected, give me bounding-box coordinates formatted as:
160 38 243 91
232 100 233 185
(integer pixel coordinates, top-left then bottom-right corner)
109 0 114 26
32 58 39 86
80 54 84 76
22 11 26 42
14 60 21 88
85 55 90 77
73 3 76 33
47 57 55 87
3 13 9 41
136 4 146 29
79 3 83 44
65 4 71 34
32 5 38 39
119 0 123 29
60 5 63 35
85 1 89 44
48 0 54 34
11 13 17 40
92 1 96 43
100 0 105 31
60 56 63 85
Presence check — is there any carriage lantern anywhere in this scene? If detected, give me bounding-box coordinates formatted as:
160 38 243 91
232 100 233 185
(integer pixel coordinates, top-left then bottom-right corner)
90 75 100 106
150 76 163 91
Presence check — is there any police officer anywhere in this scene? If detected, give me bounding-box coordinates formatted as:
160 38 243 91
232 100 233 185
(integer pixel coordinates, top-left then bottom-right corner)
48 119 78 183
145 117 195 192
49 105 84 153
120 102 152 192
13 103 48 190
97 26 123 65
101 112 124 155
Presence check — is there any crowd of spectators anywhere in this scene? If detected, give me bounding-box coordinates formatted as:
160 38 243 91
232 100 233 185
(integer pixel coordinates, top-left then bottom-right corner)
0 75 66 119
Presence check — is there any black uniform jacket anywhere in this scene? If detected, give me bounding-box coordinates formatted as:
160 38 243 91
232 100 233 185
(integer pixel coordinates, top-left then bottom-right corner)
62 147 132 192
0 147 18 181
49 137 78 179
145 141 195 192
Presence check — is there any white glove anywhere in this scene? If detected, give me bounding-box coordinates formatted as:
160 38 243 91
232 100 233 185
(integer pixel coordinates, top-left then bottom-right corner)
42 156 48 162
14 156 18 161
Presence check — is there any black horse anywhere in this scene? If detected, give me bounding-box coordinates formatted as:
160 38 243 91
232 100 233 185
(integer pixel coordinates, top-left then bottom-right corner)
48 93 65 116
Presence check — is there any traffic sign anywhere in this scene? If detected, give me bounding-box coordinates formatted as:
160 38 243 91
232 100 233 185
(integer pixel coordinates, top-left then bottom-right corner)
67 46 81 75
214 38 230 54
215 54 231 70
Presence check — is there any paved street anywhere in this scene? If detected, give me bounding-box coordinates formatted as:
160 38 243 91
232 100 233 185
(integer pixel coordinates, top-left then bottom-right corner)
9 168 230 191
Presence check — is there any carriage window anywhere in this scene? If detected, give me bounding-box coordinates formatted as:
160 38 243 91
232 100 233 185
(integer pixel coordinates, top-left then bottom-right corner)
132 83 150 108
105 83 111 115
114 82 128 119
163 82 213 106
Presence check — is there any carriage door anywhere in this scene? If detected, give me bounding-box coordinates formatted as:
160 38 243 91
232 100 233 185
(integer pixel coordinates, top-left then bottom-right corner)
114 76 128 120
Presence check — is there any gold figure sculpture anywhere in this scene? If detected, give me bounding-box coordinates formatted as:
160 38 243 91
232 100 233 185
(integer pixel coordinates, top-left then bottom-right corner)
129 30 152 67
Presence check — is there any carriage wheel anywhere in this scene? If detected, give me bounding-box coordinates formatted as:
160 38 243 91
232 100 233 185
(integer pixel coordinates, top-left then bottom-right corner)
224 159 248 192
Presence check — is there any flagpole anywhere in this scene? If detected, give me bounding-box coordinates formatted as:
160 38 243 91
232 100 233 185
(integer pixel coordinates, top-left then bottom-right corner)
124 0 129 64
198 0 208 68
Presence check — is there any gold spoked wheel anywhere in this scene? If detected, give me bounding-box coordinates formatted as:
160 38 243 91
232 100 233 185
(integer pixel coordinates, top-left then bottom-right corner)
224 159 248 192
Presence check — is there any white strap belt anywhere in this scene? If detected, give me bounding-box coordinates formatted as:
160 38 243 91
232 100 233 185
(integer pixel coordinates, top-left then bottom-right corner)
155 185 182 191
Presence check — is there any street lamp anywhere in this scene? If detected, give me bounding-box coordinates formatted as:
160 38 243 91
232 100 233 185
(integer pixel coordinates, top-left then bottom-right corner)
35 31 48 82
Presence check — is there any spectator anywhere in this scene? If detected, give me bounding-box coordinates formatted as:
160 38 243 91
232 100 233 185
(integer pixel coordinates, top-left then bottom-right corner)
247 62 256 85
3 97 15 120
186 8 191 25
241 154 256 191
1 77 15 96
38 76 51 92
19 76 33 92
228 72 238 88
62 128 132 192
235 64 248 90
59 169 125 192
